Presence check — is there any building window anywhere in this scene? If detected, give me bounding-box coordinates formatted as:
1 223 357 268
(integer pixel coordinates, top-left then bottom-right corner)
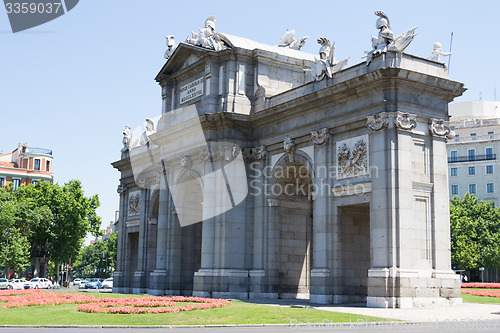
34 159 41 170
12 179 21 191
455 134 459 138
486 147 494 159
468 149 475 161
46 160 50 172
488 131 494 135
469 184 476 194
450 168 458 176
451 185 459 195
0 177 5 187
450 151 458 162
487 183 495 193
486 165 494 174
32 180 38 185
470 133 476 137
468 166 476 175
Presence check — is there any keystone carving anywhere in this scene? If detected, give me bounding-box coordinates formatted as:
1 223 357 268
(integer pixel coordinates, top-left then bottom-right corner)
181 155 193 169
283 136 296 162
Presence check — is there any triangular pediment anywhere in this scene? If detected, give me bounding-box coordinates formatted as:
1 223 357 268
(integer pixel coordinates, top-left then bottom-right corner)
155 43 215 82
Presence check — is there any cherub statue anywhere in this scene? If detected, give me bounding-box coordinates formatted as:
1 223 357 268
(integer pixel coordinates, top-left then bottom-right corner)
278 29 309 50
309 38 349 81
186 16 225 51
427 41 451 62
122 125 132 152
365 11 417 66
164 35 177 59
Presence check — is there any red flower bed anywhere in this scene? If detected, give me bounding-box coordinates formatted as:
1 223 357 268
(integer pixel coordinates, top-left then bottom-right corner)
461 283 500 289
461 288 500 298
0 289 231 314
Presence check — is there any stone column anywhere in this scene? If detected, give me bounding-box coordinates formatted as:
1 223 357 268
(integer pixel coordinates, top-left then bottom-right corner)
149 162 169 295
366 112 405 308
429 119 461 300
245 146 268 299
193 150 216 297
309 128 332 304
113 184 127 293
133 185 149 294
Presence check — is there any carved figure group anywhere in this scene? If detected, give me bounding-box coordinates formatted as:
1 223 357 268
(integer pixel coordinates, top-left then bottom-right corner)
365 11 417 65
278 30 308 50
186 16 226 51
309 38 349 81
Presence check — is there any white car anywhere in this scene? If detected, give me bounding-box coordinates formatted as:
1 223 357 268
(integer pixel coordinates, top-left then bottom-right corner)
101 278 113 289
73 278 84 286
29 278 52 289
78 280 88 289
0 278 9 289
6 279 30 290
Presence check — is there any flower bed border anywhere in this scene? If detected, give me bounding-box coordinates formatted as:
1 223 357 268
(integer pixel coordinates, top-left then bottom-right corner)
0 290 231 314
461 283 500 289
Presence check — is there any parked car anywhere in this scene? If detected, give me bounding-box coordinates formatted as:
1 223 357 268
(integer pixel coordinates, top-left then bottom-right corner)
73 278 84 286
6 279 30 290
101 278 113 289
0 278 9 289
84 278 103 289
28 278 52 289
78 279 88 289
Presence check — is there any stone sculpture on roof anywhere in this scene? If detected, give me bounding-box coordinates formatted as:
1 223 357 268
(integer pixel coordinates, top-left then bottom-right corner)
365 11 417 65
122 125 132 152
164 35 177 59
139 118 157 147
186 16 226 51
427 41 451 63
278 29 308 50
309 38 349 81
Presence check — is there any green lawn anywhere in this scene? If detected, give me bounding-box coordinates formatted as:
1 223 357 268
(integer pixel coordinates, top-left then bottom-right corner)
0 292 392 326
462 289 500 304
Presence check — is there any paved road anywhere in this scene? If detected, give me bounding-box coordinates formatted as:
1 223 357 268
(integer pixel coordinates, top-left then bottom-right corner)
2 323 500 332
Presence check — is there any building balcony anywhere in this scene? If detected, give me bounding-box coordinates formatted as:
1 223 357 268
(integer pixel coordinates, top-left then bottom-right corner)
21 147 52 155
449 133 500 144
448 154 497 163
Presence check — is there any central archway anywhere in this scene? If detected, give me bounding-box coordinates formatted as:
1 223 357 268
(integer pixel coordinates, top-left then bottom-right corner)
273 160 313 299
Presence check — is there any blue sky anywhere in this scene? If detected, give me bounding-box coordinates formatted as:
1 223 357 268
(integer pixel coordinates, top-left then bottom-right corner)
1 0 499 241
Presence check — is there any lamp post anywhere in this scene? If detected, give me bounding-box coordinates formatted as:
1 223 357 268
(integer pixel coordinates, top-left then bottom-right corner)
479 267 485 282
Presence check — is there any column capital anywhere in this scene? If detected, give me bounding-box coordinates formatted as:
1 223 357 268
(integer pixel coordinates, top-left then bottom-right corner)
429 118 454 139
310 128 329 145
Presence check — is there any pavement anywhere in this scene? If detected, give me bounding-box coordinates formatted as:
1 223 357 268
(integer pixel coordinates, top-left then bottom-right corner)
243 298 500 322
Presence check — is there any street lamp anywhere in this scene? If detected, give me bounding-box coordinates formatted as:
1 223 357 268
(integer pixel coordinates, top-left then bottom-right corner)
479 267 485 282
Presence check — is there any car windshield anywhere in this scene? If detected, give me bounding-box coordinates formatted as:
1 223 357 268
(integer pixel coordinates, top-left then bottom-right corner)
88 278 98 282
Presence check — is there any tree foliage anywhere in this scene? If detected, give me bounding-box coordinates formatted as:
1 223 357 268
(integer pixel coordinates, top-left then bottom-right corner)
0 180 101 276
450 193 500 270
73 231 118 278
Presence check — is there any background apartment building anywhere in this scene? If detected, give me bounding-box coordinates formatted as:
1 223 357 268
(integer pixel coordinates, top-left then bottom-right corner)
447 101 500 205
0 143 54 188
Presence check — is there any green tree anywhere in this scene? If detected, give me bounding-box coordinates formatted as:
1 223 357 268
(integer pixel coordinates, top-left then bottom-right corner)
450 193 500 271
23 180 102 280
0 180 101 280
0 187 32 275
73 231 118 278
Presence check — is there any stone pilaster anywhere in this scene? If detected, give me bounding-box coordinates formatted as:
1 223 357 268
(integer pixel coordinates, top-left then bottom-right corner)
309 128 332 304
